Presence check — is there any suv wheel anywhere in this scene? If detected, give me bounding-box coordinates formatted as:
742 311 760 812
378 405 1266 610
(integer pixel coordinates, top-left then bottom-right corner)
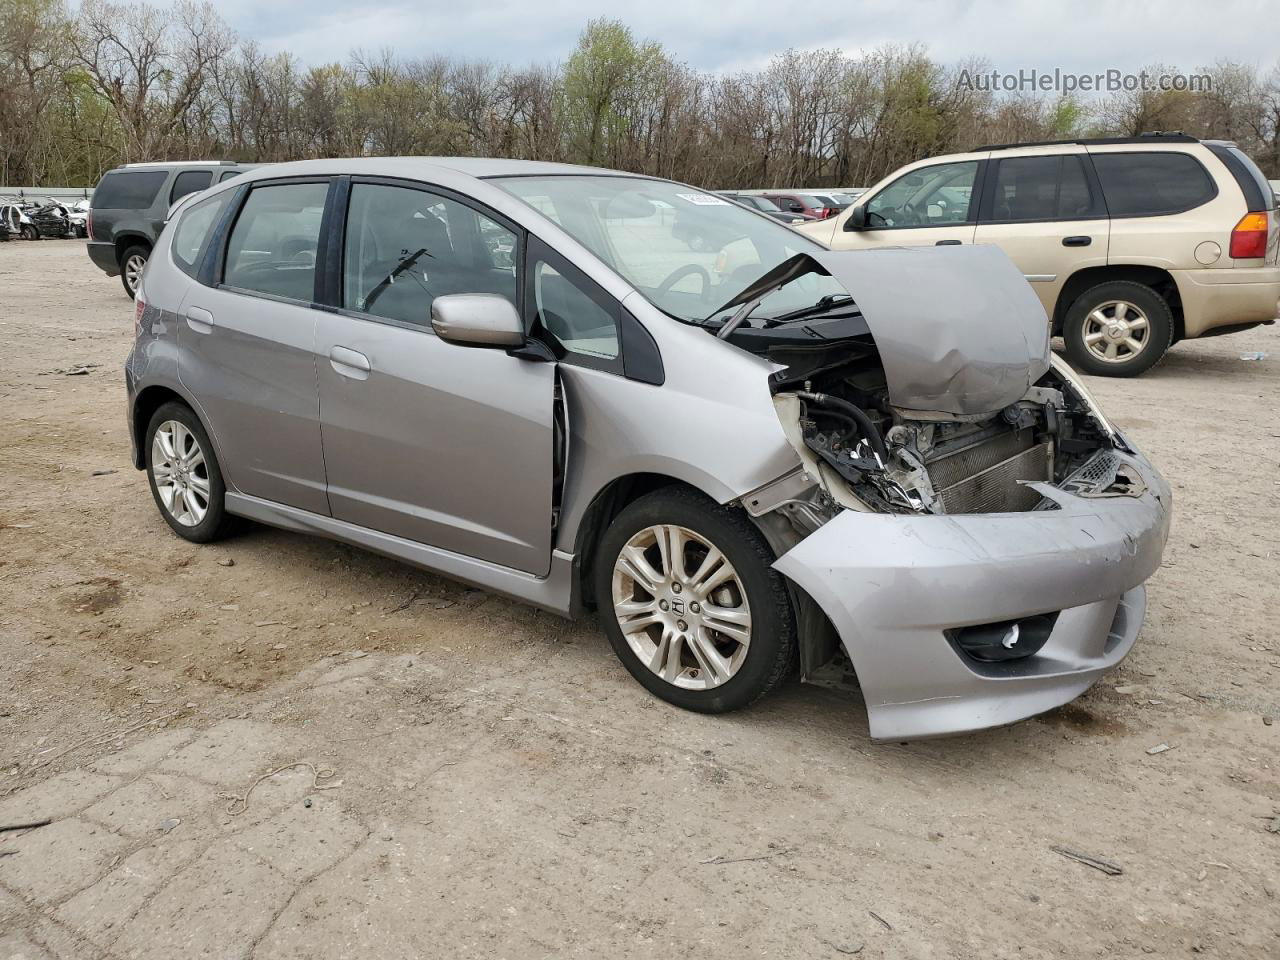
145 402 233 543
21 224 38 241
121 244 150 298
594 487 795 713
1063 281 1174 377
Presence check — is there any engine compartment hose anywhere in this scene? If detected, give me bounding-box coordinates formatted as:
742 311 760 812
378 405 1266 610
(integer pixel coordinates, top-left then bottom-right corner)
796 391 890 463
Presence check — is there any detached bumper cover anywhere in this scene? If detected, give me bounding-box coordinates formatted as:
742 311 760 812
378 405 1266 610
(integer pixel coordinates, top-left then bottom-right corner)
773 450 1171 740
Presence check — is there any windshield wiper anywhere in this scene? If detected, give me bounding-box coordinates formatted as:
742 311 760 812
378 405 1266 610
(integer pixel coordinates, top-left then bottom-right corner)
762 294 856 326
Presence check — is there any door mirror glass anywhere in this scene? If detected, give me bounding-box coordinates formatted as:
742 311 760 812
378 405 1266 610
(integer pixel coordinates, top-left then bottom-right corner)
431 294 525 348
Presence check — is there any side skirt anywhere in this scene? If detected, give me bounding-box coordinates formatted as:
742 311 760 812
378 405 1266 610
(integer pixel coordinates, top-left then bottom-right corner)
225 493 577 618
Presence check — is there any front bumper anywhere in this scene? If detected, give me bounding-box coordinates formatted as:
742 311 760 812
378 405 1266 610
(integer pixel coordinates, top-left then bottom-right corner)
87 241 119 276
774 450 1171 740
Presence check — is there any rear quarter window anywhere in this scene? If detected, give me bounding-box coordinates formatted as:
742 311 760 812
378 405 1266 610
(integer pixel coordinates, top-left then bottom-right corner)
91 170 168 210
171 192 231 279
1090 152 1217 216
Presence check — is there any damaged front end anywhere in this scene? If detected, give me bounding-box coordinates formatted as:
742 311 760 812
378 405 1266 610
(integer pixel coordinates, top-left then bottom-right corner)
722 245 1172 739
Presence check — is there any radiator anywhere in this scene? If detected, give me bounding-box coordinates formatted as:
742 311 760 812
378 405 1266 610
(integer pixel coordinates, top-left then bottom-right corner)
926 429 1052 514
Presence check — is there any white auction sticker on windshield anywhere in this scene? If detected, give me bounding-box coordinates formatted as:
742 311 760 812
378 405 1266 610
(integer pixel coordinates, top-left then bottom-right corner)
677 193 728 205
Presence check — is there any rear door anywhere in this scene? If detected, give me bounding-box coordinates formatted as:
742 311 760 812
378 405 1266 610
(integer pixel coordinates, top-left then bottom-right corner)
973 150 1109 317
315 178 555 576
177 177 331 515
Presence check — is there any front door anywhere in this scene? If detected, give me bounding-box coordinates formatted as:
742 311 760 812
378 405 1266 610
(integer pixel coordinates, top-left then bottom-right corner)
315 179 555 576
827 158 983 251
177 178 331 515
972 151 1109 317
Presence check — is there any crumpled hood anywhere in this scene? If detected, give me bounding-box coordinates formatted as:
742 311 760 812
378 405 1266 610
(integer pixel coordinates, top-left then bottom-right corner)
812 244 1050 416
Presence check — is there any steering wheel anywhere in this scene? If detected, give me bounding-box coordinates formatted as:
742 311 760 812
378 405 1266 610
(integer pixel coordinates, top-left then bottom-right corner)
656 263 711 301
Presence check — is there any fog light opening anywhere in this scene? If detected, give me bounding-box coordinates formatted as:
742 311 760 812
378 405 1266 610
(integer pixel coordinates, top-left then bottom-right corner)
950 613 1059 662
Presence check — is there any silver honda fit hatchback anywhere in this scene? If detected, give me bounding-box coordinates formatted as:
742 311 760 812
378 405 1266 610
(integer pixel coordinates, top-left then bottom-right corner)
126 158 1171 739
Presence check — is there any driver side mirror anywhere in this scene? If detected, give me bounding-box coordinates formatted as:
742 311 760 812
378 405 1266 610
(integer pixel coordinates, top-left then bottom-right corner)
844 205 869 231
431 294 525 348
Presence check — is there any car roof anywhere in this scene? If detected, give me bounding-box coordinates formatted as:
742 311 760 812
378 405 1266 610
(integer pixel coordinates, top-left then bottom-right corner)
230 156 629 183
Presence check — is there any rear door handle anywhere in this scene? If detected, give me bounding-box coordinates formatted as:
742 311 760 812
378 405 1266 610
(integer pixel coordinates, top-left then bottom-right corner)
935 239 962 245
1062 236 1092 247
329 345 371 380
185 306 214 334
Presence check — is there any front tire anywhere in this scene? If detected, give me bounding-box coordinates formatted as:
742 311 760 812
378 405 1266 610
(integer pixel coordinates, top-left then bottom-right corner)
120 244 149 298
1062 280 1173 377
145 402 233 543
21 224 38 241
594 487 795 713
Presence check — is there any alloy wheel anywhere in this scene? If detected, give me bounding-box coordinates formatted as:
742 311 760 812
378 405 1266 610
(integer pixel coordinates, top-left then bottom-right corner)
151 420 211 527
124 253 147 294
1082 300 1150 364
610 524 752 690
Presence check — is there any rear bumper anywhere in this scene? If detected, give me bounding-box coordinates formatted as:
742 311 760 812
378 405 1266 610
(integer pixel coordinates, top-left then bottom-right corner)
87 241 118 276
1171 266 1280 338
773 449 1171 740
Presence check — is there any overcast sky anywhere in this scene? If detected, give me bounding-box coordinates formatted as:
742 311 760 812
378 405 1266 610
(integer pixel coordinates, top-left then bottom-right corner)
182 0 1275 78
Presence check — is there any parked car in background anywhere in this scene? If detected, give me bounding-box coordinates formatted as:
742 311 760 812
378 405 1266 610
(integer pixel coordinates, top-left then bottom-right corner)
808 191 859 215
763 191 838 220
1271 179 1279 206
0 201 29 240
87 160 255 297
718 192 809 224
127 157 1169 739
801 134 1280 376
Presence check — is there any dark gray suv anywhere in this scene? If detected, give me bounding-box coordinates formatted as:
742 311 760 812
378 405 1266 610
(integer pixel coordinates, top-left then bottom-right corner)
87 161 253 297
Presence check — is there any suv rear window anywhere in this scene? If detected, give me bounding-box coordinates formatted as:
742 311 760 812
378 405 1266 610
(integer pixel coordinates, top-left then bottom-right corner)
170 170 212 204
1090 152 1216 216
91 170 167 210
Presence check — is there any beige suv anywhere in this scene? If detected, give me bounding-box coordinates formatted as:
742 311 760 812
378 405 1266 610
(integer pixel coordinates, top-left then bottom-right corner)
799 134 1280 376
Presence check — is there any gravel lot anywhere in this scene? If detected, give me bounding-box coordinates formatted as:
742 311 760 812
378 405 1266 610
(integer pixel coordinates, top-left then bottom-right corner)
1 239 1278 959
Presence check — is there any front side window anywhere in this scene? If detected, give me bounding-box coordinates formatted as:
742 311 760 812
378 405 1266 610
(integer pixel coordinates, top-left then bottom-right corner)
864 160 978 228
171 191 230 278
494 176 844 325
342 182 518 328
223 181 328 302
987 155 1101 222
1091 152 1216 216
170 170 212 205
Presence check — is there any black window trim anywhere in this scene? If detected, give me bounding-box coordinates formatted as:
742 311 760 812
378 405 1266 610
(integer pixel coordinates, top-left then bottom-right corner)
856 158 988 232
1087 149 1220 219
208 175 335 307
1205 143 1270 213
977 153 1108 226
321 174 527 336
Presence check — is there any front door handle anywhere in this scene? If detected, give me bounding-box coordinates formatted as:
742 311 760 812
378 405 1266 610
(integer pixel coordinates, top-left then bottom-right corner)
935 239 962 245
1062 235 1092 247
185 306 214 334
329 345 371 380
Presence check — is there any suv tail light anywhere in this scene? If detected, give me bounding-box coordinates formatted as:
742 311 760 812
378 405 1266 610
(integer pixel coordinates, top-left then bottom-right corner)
86 208 93 240
1229 212 1269 259
134 295 146 336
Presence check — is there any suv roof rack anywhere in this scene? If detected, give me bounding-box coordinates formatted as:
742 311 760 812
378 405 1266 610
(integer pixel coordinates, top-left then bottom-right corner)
977 132 1199 151
115 160 242 169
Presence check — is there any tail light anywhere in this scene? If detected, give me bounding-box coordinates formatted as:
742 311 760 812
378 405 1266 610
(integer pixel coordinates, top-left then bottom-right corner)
1229 212 1269 259
86 208 93 240
134 295 146 336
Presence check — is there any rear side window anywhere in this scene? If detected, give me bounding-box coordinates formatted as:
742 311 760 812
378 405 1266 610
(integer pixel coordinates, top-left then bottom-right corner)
91 170 167 210
219 170 244 183
224 182 329 302
987 155 1103 221
1091 152 1216 216
171 192 230 278
170 170 212 205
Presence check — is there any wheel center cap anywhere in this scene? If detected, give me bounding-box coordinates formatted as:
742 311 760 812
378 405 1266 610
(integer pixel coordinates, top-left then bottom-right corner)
670 597 685 616
1106 321 1127 340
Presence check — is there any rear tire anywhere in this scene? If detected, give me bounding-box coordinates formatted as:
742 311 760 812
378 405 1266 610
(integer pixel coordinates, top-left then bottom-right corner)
1062 281 1173 378
594 487 795 714
145 402 233 543
120 244 149 298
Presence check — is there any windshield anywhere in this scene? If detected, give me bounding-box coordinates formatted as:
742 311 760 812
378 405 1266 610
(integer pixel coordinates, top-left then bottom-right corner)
495 176 847 323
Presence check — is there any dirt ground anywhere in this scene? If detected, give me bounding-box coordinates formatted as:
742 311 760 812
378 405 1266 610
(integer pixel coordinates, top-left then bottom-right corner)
0 239 1277 959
